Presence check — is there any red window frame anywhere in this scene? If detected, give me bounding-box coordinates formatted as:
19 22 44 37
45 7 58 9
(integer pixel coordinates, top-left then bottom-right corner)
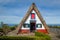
31 13 35 19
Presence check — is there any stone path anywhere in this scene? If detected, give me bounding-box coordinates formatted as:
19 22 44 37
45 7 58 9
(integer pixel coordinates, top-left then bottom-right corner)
49 28 60 40
49 33 60 40
18 33 35 36
7 30 35 36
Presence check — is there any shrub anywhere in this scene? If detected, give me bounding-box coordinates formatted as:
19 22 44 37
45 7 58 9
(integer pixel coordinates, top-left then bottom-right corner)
10 27 15 30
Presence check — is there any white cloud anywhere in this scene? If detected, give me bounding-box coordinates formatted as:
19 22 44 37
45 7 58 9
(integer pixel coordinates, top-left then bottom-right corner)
0 15 60 24
44 16 60 24
0 16 22 24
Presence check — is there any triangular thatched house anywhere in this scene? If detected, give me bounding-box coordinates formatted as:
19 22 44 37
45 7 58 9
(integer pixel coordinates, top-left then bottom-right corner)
15 3 49 34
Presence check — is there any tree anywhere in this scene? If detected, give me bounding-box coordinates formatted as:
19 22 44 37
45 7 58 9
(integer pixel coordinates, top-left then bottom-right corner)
2 24 11 35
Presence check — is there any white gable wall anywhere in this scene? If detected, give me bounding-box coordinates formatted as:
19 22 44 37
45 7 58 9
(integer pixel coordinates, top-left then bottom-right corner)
21 10 45 29
25 14 31 24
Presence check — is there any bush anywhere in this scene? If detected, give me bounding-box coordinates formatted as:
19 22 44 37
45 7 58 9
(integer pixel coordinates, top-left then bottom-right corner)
10 27 15 30
35 32 51 40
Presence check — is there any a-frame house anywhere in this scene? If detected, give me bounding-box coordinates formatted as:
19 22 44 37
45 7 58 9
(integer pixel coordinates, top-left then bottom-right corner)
16 3 49 34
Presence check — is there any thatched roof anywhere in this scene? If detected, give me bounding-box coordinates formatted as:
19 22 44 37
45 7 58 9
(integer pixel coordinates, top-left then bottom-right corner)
16 3 49 34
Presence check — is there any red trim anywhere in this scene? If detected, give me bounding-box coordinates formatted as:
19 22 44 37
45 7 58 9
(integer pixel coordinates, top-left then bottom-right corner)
18 30 30 34
18 29 48 34
36 29 48 34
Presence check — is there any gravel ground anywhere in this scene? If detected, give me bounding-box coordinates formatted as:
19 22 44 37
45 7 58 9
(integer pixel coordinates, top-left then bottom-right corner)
49 28 60 40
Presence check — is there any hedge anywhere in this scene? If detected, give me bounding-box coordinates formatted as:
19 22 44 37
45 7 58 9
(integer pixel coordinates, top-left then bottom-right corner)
0 36 51 40
0 32 51 40
0 36 35 40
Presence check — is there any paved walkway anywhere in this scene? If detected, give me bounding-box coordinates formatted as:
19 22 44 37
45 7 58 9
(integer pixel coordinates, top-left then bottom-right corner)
49 33 60 40
7 30 35 36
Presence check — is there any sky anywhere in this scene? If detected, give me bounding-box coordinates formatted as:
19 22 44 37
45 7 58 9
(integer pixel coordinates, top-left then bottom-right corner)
0 0 60 24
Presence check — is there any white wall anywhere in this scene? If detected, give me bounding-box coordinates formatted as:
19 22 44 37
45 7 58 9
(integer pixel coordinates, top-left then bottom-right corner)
21 10 45 29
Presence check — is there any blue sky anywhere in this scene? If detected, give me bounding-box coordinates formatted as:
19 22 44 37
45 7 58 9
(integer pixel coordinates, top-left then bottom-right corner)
0 0 60 24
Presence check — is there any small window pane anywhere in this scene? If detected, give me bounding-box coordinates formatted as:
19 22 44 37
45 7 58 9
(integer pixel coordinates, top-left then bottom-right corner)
36 24 42 28
38 25 41 28
23 24 30 28
25 25 28 28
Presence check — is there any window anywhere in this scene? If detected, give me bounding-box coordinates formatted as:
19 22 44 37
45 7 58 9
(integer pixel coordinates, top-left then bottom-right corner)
23 24 30 28
31 13 35 19
36 24 42 28
38 25 41 28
